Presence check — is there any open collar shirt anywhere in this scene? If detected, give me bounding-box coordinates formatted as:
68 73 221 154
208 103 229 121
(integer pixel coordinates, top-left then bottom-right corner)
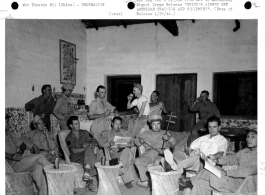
65 129 93 153
88 97 116 116
190 133 228 156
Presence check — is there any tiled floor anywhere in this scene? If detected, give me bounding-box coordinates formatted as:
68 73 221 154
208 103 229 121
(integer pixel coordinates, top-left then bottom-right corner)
74 180 186 195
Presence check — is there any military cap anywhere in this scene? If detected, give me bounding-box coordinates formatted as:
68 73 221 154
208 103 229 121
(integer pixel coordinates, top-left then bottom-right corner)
62 84 75 90
149 114 162 123
33 115 42 124
134 83 143 91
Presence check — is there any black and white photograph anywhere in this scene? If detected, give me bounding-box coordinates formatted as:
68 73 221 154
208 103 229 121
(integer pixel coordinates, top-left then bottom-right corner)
3 18 260 195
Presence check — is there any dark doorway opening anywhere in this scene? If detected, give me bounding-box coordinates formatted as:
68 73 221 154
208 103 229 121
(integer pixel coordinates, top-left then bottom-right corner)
213 71 257 116
156 74 197 132
107 75 141 112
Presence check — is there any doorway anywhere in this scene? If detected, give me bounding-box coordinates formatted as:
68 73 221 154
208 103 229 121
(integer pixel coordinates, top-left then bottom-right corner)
156 74 197 132
107 75 141 112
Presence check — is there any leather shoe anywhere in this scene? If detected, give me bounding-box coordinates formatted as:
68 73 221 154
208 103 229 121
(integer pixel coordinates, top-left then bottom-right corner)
178 177 192 187
125 181 133 189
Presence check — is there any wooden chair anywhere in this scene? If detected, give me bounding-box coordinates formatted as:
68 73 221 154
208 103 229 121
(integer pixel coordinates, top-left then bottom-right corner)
5 160 35 195
57 130 86 188
212 175 257 195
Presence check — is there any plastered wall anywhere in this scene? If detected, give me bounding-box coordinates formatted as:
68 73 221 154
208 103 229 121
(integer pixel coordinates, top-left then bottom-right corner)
5 19 87 107
86 20 257 104
5 19 257 107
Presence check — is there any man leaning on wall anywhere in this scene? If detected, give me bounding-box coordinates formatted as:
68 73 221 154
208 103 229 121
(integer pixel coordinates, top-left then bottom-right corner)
25 84 56 131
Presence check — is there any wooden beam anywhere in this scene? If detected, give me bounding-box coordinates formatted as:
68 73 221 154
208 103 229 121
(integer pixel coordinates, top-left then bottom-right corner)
233 20 240 32
81 20 89 28
121 20 127 28
159 20 178 36
91 21 98 30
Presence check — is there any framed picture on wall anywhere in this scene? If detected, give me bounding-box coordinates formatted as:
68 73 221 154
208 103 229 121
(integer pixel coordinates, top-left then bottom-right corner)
60 39 76 85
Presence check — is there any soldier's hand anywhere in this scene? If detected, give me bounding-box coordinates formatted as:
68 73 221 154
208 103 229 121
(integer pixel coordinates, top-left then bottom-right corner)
105 110 110 117
83 143 90 148
90 140 98 148
158 102 164 108
157 148 164 155
23 149 31 157
208 155 218 163
12 153 22 161
127 94 133 100
139 138 145 145
128 138 135 146
162 134 169 141
110 141 115 147
196 97 202 102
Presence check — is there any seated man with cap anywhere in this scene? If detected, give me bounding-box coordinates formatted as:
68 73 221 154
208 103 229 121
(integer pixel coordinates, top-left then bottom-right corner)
134 114 175 188
99 116 135 189
53 83 75 130
127 83 150 137
5 114 51 195
21 115 58 163
178 128 257 195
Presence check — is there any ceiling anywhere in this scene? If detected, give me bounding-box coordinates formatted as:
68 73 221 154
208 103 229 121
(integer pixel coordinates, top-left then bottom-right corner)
81 19 195 36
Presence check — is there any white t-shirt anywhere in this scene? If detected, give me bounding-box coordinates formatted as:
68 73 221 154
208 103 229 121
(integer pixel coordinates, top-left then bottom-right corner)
131 95 150 116
190 133 228 156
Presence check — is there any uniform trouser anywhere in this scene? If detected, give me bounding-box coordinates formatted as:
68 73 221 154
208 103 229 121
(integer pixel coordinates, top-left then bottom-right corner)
70 146 98 176
134 149 160 182
59 119 69 130
131 115 148 137
10 154 51 195
111 148 135 183
187 119 207 146
173 151 203 173
190 169 243 195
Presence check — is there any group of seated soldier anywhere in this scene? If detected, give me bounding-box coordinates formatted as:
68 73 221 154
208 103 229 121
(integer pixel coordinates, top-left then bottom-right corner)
5 83 257 195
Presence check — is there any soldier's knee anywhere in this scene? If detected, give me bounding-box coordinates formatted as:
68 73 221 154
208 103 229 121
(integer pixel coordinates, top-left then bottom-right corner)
35 163 44 172
134 158 142 166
